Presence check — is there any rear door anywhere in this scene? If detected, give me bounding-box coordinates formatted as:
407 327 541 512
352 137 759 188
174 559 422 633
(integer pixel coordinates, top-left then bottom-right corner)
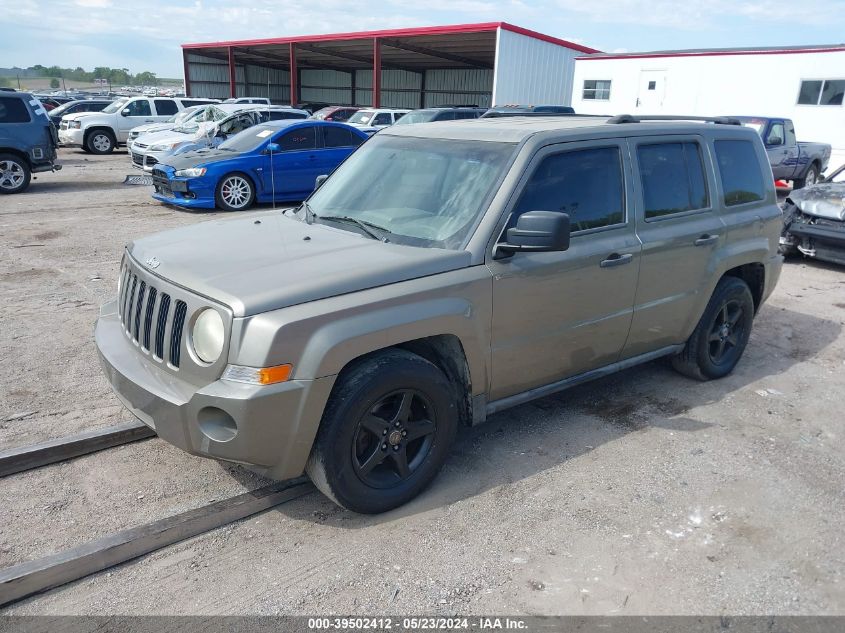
488 140 642 401
153 99 179 122
622 135 726 358
316 125 364 177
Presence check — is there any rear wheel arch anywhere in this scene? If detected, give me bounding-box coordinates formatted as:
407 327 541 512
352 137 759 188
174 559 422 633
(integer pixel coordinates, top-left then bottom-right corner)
722 263 765 313
0 148 30 167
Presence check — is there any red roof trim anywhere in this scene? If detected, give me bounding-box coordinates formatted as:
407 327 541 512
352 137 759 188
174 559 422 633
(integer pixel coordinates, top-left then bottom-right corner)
577 46 845 61
182 22 601 54
499 23 600 54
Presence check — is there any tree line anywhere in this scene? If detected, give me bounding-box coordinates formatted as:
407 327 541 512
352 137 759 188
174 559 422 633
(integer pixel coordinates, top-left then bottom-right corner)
0 65 160 86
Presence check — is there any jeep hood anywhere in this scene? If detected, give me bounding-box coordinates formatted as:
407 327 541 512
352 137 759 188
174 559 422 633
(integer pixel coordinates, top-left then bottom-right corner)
127 212 471 317
790 183 845 222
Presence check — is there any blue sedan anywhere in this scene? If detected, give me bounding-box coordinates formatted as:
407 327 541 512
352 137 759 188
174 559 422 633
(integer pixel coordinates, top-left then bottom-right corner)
151 120 368 211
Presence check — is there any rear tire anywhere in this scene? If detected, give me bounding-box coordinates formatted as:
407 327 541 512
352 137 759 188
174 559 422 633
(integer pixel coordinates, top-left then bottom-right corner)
0 153 32 194
85 129 115 154
793 163 819 189
306 349 458 513
215 173 255 211
672 276 755 381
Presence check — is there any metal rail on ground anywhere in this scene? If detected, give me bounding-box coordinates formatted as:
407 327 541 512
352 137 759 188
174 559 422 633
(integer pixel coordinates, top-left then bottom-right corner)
0 479 315 607
0 421 156 478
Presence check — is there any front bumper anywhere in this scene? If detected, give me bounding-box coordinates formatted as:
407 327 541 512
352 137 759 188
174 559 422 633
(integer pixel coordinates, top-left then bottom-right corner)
784 218 845 266
58 128 83 147
151 171 217 209
95 300 334 479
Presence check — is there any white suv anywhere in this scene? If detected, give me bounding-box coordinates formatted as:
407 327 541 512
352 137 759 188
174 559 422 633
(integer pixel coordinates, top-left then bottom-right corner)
346 108 409 134
58 96 217 154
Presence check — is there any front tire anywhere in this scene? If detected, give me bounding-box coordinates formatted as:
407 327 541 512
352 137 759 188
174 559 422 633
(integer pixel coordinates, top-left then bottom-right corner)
672 276 755 381
215 173 255 211
793 163 819 189
0 154 32 194
85 130 115 154
306 349 458 513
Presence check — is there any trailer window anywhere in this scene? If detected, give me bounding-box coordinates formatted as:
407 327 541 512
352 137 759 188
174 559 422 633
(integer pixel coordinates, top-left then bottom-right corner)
583 80 611 100
798 79 845 106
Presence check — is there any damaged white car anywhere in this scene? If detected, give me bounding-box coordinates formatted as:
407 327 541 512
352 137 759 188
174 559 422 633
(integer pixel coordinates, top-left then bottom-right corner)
781 165 845 266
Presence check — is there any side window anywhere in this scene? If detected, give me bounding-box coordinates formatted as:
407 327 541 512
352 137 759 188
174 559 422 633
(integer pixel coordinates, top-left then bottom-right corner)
714 140 766 206
510 146 625 233
125 100 152 117
765 123 784 146
373 113 392 126
277 126 316 151
638 142 708 220
154 99 178 116
785 122 796 146
0 97 32 123
321 126 356 148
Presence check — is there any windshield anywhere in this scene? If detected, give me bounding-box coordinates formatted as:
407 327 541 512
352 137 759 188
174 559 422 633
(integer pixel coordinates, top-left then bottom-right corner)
174 106 226 133
218 124 275 153
306 135 515 249
101 98 128 114
348 110 375 125
393 111 437 126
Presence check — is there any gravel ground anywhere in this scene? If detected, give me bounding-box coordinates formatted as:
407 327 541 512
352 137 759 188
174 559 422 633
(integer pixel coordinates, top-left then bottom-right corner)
1 148 843 615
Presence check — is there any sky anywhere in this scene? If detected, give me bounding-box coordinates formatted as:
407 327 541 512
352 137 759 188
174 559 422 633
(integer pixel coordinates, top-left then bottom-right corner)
1 0 844 77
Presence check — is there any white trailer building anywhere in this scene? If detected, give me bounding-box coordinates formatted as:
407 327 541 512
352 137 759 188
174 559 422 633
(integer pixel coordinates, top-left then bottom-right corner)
571 45 845 172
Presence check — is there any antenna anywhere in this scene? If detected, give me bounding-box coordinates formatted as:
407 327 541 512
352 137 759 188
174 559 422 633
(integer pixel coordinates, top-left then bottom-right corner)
270 145 276 210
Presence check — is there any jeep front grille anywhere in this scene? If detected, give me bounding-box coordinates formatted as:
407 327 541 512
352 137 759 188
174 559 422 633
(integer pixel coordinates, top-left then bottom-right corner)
118 262 187 368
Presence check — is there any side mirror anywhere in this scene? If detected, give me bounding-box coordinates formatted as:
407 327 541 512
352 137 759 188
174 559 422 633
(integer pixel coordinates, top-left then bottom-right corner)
121 109 130 117
496 211 570 256
265 142 281 154
315 174 329 189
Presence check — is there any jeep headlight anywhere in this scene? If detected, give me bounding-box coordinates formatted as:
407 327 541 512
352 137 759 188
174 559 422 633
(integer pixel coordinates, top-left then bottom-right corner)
191 308 224 364
174 167 206 177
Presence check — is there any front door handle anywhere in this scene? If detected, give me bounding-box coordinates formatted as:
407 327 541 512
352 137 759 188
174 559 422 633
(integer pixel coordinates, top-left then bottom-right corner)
600 253 633 268
694 234 719 246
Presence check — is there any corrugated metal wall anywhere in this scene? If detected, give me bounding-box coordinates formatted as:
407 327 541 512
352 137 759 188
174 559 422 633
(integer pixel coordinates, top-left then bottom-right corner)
301 69 352 105
492 28 579 106
425 69 492 107
186 53 290 102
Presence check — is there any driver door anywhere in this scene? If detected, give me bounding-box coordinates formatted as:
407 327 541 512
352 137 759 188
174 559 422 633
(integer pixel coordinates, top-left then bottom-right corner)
264 125 318 198
117 99 153 141
487 140 642 401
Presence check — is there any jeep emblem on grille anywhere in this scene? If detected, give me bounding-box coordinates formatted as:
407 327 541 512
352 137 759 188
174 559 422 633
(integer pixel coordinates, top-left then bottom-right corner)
145 256 161 269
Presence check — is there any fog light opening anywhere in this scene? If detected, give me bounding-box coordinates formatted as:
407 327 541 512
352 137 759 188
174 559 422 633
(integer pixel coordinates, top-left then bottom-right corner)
198 407 238 443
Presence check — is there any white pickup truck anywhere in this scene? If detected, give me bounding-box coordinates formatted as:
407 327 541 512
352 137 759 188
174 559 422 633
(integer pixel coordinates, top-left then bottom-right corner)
58 96 217 154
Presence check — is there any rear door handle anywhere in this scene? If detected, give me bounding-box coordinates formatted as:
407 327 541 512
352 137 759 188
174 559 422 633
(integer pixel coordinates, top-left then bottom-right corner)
694 234 719 246
600 253 633 268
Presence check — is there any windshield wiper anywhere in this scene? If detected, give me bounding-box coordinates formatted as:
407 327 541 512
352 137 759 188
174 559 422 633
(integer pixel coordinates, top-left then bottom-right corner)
315 215 391 242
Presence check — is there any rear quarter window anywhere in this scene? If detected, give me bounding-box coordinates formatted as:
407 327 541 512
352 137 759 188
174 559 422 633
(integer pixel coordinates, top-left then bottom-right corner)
0 97 32 123
714 140 766 206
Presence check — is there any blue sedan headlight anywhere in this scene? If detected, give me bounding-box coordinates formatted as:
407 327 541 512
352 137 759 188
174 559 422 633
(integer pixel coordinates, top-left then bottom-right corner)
174 167 207 177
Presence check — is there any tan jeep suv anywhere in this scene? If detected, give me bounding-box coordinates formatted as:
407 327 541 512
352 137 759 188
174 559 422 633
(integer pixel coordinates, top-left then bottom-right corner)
96 114 783 513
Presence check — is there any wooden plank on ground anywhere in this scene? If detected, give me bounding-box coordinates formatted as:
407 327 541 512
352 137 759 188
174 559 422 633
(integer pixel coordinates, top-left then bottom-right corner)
0 479 315 607
0 421 156 478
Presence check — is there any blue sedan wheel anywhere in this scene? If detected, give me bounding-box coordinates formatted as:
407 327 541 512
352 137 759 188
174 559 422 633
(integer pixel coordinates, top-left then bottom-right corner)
215 173 255 211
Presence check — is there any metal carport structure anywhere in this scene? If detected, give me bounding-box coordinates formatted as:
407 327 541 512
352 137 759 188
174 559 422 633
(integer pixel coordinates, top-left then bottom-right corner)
181 22 599 109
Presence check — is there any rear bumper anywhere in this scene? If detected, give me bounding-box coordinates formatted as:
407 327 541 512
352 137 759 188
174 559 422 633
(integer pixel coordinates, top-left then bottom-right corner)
95 300 334 479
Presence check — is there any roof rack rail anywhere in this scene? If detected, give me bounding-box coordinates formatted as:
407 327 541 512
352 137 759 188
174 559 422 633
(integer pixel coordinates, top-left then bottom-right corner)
607 114 742 125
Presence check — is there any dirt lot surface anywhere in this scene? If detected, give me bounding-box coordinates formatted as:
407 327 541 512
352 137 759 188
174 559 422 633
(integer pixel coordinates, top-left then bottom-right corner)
1 149 843 615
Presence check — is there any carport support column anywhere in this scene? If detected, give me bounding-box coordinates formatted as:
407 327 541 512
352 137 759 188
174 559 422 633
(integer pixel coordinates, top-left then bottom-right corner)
373 37 381 108
289 43 298 107
228 46 237 99
182 49 192 97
